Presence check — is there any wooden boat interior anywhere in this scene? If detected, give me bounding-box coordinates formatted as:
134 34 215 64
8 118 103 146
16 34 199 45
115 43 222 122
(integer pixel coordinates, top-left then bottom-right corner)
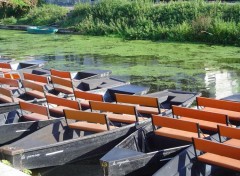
153 96 240 176
172 106 235 132
115 93 161 115
1 106 139 151
74 90 104 109
46 94 81 117
192 137 240 172
197 96 240 123
90 101 148 124
0 77 20 91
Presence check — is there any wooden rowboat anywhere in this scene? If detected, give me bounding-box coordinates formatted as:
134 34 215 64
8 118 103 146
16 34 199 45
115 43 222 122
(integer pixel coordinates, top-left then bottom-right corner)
0 106 150 169
0 60 46 76
0 89 199 169
100 95 239 176
153 94 240 176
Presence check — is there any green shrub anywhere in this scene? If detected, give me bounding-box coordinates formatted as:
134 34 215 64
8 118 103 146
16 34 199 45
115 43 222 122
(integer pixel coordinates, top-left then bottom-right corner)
66 0 239 46
0 0 40 19
0 16 17 25
18 4 69 26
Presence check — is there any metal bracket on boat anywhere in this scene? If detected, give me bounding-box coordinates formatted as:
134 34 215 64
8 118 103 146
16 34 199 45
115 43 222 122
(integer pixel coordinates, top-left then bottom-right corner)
135 122 141 129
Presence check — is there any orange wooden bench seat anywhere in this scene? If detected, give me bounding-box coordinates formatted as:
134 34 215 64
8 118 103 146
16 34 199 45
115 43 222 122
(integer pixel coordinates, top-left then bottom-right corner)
50 69 72 79
68 121 116 133
51 75 74 94
152 115 207 142
19 101 50 121
217 125 240 147
197 97 240 121
0 63 12 73
0 87 14 103
0 68 11 73
74 90 104 109
46 94 80 116
224 139 240 146
0 77 20 90
155 127 205 142
103 112 147 124
90 101 139 124
3 73 20 79
0 87 22 103
193 138 240 172
64 109 115 133
23 72 49 85
115 93 161 115
172 106 230 131
23 113 49 121
22 80 45 99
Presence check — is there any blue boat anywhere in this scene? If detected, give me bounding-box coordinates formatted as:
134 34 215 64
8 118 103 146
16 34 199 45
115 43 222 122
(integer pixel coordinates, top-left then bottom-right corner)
27 26 58 34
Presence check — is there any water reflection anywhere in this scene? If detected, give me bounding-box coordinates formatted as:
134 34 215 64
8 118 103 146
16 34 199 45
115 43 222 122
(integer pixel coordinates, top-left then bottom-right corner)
204 70 240 99
37 54 240 99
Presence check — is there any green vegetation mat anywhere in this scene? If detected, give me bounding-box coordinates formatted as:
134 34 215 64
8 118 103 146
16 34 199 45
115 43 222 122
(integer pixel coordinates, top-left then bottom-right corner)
1 29 240 95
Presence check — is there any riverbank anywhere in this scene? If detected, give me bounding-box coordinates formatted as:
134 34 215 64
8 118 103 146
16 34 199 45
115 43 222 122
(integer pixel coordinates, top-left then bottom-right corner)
1 1 240 46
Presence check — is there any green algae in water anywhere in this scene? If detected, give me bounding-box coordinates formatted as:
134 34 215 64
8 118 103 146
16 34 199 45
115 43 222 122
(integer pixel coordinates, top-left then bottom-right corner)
1 29 240 98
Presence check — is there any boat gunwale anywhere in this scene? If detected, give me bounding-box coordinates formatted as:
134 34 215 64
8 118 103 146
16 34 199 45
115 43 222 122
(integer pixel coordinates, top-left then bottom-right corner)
1 119 150 155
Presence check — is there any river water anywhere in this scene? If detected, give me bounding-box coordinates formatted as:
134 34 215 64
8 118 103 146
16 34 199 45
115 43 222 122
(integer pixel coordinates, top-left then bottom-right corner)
39 54 240 99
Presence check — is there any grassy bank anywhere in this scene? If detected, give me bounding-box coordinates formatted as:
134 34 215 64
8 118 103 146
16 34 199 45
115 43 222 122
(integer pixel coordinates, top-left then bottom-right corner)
2 0 239 46
1 0 240 46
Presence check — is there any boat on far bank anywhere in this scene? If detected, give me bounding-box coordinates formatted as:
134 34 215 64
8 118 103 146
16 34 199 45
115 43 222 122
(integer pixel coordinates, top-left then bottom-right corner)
27 26 58 34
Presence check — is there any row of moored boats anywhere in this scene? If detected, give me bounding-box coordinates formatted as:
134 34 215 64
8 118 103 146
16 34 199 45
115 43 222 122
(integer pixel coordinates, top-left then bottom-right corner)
0 59 239 175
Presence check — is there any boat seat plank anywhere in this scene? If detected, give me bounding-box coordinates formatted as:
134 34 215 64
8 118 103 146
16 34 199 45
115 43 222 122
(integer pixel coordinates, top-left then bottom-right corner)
198 153 240 172
116 93 161 114
197 96 240 112
79 99 90 108
49 106 76 116
0 63 12 69
193 138 240 172
23 72 49 84
54 86 73 94
4 73 20 79
0 68 11 73
224 139 240 147
90 101 137 116
104 112 146 124
218 125 240 139
136 106 165 115
155 127 206 142
0 95 12 103
180 117 230 131
202 107 240 121
0 77 19 87
4 86 19 91
69 121 117 133
74 90 104 109
23 113 49 121
74 90 104 102
50 69 71 79
26 90 45 99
